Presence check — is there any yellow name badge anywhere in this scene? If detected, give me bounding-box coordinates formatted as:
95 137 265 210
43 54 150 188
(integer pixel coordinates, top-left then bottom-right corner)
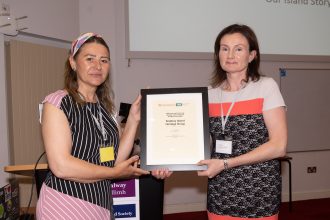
100 146 115 163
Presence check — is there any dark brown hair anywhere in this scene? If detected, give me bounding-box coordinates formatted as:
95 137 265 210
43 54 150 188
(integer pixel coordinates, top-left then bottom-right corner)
64 36 114 114
210 24 262 88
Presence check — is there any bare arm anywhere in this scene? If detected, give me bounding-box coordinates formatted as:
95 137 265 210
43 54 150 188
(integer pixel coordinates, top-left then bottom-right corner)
115 95 141 164
42 103 148 183
198 106 287 178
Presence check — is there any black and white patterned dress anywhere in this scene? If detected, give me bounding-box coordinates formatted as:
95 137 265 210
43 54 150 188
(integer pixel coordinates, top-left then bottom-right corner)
207 77 285 218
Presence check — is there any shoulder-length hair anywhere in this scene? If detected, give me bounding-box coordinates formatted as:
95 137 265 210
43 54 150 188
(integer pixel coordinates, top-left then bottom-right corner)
64 36 115 114
210 24 262 88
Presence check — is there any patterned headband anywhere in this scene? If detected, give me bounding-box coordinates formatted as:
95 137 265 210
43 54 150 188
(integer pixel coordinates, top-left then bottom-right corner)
70 32 101 57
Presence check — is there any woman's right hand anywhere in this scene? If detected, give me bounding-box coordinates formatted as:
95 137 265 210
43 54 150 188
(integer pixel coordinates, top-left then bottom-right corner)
151 168 173 179
197 159 224 178
114 155 149 179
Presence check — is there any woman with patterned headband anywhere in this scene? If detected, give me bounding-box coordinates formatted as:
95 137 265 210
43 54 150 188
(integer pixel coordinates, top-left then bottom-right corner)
36 33 150 219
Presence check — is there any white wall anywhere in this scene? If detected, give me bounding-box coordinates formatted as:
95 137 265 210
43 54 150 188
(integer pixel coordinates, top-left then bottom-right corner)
1 0 79 41
1 0 329 214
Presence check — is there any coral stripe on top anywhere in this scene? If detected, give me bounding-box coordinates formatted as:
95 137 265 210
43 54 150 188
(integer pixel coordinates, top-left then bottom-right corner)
209 98 263 117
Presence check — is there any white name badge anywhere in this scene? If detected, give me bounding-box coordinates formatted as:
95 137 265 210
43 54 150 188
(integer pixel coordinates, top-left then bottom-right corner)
215 140 232 154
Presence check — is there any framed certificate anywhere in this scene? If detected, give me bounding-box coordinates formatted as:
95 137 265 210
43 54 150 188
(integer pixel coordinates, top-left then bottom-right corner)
140 87 210 171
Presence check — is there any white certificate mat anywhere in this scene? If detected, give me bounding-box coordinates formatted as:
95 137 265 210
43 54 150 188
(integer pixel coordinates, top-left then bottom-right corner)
140 87 210 171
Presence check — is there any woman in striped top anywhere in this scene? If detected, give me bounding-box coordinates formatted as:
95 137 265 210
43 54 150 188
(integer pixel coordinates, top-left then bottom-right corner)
197 24 288 220
36 33 149 219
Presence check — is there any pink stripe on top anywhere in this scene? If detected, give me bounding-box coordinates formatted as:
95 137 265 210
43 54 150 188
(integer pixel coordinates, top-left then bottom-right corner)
36 183 111 220
43 90 68 109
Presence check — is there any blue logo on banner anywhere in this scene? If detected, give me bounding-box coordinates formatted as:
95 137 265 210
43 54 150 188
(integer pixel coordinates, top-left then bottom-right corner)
113 204 136 218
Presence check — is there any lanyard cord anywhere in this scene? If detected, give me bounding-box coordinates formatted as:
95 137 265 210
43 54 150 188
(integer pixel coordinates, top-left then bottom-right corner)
87 102 108 143
78 93 108 143
219 88 243 134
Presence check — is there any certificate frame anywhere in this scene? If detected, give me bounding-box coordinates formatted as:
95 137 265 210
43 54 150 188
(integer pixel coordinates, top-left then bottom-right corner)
140 87 210 171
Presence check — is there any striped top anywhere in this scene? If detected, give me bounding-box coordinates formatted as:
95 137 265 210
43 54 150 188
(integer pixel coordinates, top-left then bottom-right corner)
207 77 285 218
42 90 119 211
